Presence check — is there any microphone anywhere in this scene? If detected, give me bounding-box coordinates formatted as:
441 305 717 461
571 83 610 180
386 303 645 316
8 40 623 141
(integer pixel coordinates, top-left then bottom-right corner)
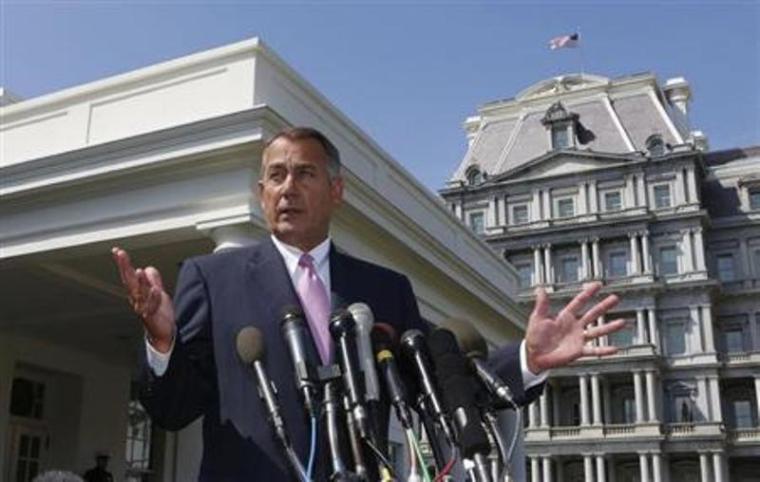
280 306 320 416
428 328 492 482
371 323 413 429
347 303 381 404
441 318 515 408
329 309 371 440
236 327 306 479
399 329 455 445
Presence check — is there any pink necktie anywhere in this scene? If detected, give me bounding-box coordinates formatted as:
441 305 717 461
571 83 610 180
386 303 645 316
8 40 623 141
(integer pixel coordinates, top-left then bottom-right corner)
296 254 332 364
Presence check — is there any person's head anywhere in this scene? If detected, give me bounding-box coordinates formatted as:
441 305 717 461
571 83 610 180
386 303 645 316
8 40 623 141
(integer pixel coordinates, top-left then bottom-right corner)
258 127 344 252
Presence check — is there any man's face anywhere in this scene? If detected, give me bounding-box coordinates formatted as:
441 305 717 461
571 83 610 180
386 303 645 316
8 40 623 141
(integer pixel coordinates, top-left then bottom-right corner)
258 137 343 252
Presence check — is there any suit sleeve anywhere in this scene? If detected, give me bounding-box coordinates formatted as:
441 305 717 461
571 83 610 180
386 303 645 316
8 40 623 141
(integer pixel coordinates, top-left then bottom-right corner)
487 343 544 406
139 259 217 430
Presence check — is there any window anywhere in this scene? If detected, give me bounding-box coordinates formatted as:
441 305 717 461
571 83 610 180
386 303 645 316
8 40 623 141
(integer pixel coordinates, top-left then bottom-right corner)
654 184 672 209
732 400 754 428
659 246 678 275
466 167 484 186
717 254 736 281
515 263 533 288
609 322 634 347
604 191 622 211
551 127 570 149
665 321 687 355
511 204 529 224
608 251 628 277
750 188 760 210
623 397 637 424
724 328 745 353
674 395 694 422
10 378 45 420
559 256 579 283
556 198 575 218
468 212 485 234
646 134 667 157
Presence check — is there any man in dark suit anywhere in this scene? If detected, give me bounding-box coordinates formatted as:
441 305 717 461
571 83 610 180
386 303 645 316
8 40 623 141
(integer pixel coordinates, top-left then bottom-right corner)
112 127 622 480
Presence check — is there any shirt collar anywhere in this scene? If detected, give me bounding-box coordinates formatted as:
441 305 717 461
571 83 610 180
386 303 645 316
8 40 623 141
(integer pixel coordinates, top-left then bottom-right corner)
270 234 331 275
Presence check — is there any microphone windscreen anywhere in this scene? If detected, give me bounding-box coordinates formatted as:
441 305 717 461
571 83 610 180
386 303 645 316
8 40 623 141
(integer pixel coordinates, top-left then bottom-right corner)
440 318 489 358
236 326 265 364
371 322 397 351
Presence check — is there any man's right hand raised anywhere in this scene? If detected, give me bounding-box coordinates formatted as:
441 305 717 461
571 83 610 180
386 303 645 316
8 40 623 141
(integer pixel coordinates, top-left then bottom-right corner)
112 247 175 353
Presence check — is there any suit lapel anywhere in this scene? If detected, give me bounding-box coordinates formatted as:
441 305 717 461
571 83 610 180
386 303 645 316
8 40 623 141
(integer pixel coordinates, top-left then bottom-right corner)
329 244 354 311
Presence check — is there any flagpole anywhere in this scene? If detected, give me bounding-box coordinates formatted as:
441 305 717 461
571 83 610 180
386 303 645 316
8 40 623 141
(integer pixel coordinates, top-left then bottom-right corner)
578 27 585 76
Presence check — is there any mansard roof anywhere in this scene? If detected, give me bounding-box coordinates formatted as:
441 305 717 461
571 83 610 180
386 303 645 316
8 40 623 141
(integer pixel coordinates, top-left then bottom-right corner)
450 72 687 183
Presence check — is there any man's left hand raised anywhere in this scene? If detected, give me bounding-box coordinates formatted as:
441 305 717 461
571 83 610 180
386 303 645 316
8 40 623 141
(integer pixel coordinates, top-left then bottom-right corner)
525 281 625 374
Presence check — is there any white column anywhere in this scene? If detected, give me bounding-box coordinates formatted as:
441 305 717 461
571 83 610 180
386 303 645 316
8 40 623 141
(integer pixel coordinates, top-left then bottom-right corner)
690 306 704 352
645 371 657 422
580 375 590 426
639 453 650 482
711 453 724 482
641 231 652 273
652 453 662 482
543 456 553 482
581 240 591 280
699 453 710 482
454 202 463 220
740 238 752 286
592 238 601 279
583 454 594 482
533 189 542 221
634 371 645 423
528 401 538 428
682 229 694 272
544 244 554 284
578 182 588 214
686 165 698 204
675 169 686 205
637 173 647 208
647 308 659 350
589 181 598 212
596 455 606 482
543 190 552 220
708 377 723 423
754 376 760 427
693 228 706 271
488 196 497 228
540 391 549 427
625 175 635 209
597 316 607 347
701 305 715 352
629 233 641 275
636 309 647 345
591 373 602 425
697 377 710 422
531 456 541 482
534 246 544 285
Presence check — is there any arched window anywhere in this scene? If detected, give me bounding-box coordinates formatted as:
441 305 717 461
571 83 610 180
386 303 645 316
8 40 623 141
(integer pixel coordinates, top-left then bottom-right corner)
646 134 667 157
542 102 579 150
466 166 484 186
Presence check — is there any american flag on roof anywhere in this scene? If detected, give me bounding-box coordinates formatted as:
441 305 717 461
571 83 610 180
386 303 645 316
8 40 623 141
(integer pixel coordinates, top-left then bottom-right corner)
549 33 580 50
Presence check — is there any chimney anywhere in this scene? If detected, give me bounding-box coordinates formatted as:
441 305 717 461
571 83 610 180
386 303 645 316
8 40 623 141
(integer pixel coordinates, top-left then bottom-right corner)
663 77 692 118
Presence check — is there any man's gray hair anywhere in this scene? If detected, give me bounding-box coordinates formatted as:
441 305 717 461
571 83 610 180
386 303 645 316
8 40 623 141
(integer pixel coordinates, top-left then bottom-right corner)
32 471 84 482
263 127 342 179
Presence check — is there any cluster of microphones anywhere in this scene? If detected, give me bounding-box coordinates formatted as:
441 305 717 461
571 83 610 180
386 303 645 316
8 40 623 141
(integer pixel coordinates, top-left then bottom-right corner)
235 302 522 482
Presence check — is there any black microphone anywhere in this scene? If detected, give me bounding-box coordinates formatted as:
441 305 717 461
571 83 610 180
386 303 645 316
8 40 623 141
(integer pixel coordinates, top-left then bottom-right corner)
428 328 492 482
236 327 306 479
347 303 381 405
280 306 320 416
371 323 413 429
441 318 515 408
399 329 455 445
329 309 371 440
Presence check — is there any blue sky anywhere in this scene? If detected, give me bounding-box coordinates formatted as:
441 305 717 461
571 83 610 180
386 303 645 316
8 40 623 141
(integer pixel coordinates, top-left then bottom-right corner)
2 1 758 192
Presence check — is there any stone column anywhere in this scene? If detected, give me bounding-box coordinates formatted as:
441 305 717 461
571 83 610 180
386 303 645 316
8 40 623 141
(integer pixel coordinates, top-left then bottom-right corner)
634 371 645 423
693 228 706 271
675 169 686 206
533 189 542 221
543 190 552 220
534 246 544 285
591 373 602 425
682 229 694 272
708 376 723 423
597 316 607 347
637 309 647 345
498 196 507 226
641 231 652 274
583 454 594 482
589 181 598 213
686 165 698 204
639 453 650 482
697 377 710 422
544 244 554 285
625 175 635 208
581 240 591 280
645 371 657 422
578 182 588 214
647 308 659 350
652 453 662 482
629 233 641 275
690 306 704 352
592 238 601 279
699 453 710 482
579 374 590 426
528 401 538 428
701 305 716 353
740 238 752 287
754 376 760 428
637 173 647 208
488 196 497 228
543 456 553 482
531 456 541 482
711 452 724 482
540 391 549 427
454 202 463 220
596 455 606 482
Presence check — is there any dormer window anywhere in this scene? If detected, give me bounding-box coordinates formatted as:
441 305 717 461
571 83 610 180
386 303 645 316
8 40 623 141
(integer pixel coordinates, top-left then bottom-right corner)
542 102 579 150
646 134 667 157
466 166 484 186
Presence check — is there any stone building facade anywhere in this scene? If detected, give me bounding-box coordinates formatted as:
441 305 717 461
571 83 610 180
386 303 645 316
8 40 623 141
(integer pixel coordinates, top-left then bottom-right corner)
440 72 760 482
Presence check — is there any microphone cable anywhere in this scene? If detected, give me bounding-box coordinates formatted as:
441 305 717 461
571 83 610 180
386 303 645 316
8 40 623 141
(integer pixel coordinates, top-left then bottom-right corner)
406 428 432 482
306 415 318 481
433 449 458 482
